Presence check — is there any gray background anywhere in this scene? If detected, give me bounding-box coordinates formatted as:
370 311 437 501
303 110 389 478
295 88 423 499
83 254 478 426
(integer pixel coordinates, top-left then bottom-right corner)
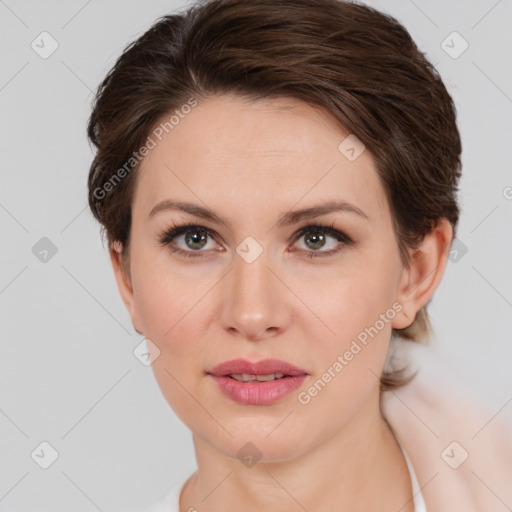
1 0 511 510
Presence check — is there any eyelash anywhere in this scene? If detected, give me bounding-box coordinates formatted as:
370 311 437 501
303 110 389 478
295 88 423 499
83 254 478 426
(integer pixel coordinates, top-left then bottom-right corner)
157 220 353 260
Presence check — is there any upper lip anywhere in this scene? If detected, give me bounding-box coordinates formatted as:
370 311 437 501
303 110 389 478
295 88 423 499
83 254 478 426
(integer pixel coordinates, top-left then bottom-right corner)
208 358 309 377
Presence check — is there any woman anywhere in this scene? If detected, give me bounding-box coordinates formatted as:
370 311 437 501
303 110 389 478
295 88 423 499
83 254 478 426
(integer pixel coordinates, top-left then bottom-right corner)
86 0 512 510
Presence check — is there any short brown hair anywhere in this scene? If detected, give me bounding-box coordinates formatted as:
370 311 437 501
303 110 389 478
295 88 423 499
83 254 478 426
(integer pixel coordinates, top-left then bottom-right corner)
87 0 462 390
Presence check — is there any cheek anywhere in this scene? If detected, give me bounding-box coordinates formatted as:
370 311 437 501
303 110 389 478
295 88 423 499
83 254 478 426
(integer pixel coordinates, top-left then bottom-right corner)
293 254 400 387
131 258 211 416
295 254 398 340
292 276 396 424
129 243 202 357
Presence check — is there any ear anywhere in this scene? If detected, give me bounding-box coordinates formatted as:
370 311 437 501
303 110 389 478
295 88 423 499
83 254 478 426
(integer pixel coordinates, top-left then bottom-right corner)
392 218 453 329
110 242 144 335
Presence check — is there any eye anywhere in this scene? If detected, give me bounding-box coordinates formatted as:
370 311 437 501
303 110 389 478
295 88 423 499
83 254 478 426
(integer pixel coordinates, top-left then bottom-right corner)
291 221 353 259
158 220 353 259
158 222 220 258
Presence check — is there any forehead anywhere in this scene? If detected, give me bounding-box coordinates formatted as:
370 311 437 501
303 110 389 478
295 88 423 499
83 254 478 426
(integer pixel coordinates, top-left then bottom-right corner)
134 94 388 224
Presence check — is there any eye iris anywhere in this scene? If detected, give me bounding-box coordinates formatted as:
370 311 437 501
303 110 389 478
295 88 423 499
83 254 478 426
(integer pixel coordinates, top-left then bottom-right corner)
305 231 326 250
185 228 208 250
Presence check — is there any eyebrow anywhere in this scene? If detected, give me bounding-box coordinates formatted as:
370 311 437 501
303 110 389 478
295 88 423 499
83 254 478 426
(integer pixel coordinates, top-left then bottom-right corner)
148 199 369 229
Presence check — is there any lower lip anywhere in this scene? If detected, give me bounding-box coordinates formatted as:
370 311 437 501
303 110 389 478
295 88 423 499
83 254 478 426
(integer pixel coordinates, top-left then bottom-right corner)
209 374 307 405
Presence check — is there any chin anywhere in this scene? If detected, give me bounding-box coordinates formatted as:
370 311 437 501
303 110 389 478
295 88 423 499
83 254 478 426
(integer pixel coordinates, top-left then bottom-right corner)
210 420 311 464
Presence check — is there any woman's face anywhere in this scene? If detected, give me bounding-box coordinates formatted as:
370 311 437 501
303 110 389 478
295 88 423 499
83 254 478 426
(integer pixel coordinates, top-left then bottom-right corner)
117 94 411 461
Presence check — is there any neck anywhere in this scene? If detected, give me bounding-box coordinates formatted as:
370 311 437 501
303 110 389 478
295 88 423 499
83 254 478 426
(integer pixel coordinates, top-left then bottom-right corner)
180 387 414 512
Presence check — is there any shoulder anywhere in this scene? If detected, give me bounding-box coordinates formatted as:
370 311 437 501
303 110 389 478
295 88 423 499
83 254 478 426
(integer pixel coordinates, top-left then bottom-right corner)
381 337 512 512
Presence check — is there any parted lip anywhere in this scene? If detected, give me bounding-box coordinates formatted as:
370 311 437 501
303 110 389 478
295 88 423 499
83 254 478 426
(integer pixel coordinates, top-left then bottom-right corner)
208 358 309 377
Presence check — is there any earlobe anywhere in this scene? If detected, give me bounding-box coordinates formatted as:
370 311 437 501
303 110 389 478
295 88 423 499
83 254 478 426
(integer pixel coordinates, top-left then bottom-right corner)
110 244 144 335
392 219 453 330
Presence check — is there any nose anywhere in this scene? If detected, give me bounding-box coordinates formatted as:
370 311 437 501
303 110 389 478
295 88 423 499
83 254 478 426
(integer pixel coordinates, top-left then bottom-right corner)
219 245 292 342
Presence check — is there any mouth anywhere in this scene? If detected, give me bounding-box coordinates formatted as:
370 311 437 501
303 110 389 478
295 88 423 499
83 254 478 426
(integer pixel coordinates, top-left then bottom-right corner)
207 359 309 405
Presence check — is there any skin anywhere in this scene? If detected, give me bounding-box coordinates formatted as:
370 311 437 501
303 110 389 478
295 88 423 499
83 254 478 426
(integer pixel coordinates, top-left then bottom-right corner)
111 94 452 511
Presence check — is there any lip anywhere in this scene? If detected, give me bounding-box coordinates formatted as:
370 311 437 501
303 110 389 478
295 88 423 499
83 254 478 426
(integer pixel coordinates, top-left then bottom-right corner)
207 358 309 405
208 358 309 377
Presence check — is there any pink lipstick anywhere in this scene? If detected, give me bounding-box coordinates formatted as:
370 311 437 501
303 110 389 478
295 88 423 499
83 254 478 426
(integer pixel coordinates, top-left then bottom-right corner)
207 358 308 405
